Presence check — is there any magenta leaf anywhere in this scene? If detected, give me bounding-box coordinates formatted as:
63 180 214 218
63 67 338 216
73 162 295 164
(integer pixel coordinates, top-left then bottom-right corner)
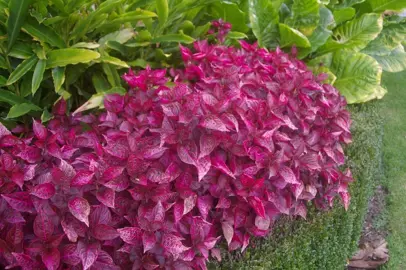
221 222 234 246
0 122 11 138
33 210 54 241
92 224 119 240
77 241 99 270
101 166 124 183
200 115 228 132
117 227 143 244
12 252 36 270
199 134 219 159
41 247 60 270
279 166 299 184
248 196 266 218
33 120 48 140
196 156 211 181
161 233 189 257
2 192 34 213
71 171 95 187
30 183 56 199
142 231 156 253
61 244 80 266
96 187 115 208
68 197 91 227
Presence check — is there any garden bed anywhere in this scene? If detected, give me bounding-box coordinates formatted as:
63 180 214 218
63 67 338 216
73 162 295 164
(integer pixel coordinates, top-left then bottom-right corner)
210 102 384 270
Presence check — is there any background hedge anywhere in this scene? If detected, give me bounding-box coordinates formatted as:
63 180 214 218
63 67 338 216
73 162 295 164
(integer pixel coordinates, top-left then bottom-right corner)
209 102 384 270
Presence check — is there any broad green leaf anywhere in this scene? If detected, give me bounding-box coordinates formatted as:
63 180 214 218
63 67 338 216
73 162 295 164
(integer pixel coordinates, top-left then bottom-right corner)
74 93 104 114
52 67 65 92
98 28 135 48
106 41 127 55
334 0 365 8
211 2 249 33
7 55 38 85
151 33 195 44
31 59 46 95
248 0 279 48
7 0 32 52
0 75 6 86
317 13 383 54
8 42 33 59
372 45 406 72
156 0 168 26
128 59 148 68
46 49 100 68
7 102 42 118
0 90 28 105
97 55 129 68
20 73 33 97
362 23 406 56
367 0 406 12
279 23 311 48
50 0 66 14
93 0 123 16
33 44 46 60
0 55 7 69
333 8 355 25
308 7 335 53
102 63 121 87
71 42 100 49
330 50 382 103
359 85 386 102
227 31 248 39
22 18 66 48
43 16 65 26
285 0 319 36
192 22 211 38
92 72 110 93
109 10 157 25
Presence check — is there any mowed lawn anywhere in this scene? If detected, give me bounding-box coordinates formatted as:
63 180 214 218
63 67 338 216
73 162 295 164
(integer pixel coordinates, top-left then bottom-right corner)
381 70 406 269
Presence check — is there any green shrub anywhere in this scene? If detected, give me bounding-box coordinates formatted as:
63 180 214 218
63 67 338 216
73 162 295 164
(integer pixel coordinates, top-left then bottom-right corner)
209 102 384 270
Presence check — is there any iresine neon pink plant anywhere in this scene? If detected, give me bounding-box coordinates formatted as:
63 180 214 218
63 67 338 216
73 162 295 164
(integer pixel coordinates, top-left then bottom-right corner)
0 28 352 270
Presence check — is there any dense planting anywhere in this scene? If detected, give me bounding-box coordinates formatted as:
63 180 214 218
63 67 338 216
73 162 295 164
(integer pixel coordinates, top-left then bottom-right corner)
0 36 352 269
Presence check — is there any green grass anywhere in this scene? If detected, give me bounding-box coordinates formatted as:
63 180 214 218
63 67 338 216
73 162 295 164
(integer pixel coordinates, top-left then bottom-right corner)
211 102 384 270
381 71 406 270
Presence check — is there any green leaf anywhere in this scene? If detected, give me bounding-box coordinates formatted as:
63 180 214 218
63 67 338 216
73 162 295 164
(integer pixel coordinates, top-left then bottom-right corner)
6 55 38 85
74 93 104 114
279 23 311 48
285 0 320 36
97 55 129 68
334 0 365 8
71 42 100 49
0 55 7 69
52 66 65 92
192 22 211 38
156 0 168 26
362 23 406 56
308 7 335 52
367 0 406 12
93 0 123 16
333 8 355 25
106 41 127 55
19 73 33 97
0 90 28 105
128 59 148 68
7 102 42 118
0 75 6 86
31 59 46 95
109 10 157 25
317 13 383 54
102 63 121 87
46 49 100 68
8 42 33 59
92 72 110 93
248 0 279 48
372 45 406 72
7 0 32 52
227 31 248 39
151 33 195 44
330 50 382 103
98 28 135 48
41 109 53 122
22 18 66 48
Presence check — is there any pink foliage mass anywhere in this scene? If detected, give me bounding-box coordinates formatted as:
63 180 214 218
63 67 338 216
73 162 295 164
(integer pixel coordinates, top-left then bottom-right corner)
0 30 352 270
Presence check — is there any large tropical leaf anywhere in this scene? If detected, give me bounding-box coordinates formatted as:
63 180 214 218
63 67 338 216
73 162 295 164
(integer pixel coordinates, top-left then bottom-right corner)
334 0 366 8
308 7 335 53
22 18 66 49
366 0 406 12
279 23 311 48
284 0 320 36
7 0 32 52
333 8 355 25
46 49 100 68
317 13 383 54
372 45 406 72
362 23 406 56
329 50 382 103
248 0 279 48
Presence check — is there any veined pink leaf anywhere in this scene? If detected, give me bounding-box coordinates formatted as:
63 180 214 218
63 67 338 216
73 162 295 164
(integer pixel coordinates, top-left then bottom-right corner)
68 197 91 227
2 192 34 213
77 241 99 270
196 156 211 181
183 194 197 215
142 231 156 253
33 120 48 140
279 166 299 184
161 233 189 256
96 187 115 208
33 210 54 241
143 147 168 160
248 196 266 218
61 244 80 266
41 247 60 270
101 167 124 183
0 122 11 138
92 224 119 240
117 227 143 245
12 253 36 270
221 222 234 246
71 171 95 187
200 115 228 132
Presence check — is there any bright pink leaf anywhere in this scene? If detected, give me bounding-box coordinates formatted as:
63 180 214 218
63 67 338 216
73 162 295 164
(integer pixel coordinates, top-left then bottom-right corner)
68 197 91 227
